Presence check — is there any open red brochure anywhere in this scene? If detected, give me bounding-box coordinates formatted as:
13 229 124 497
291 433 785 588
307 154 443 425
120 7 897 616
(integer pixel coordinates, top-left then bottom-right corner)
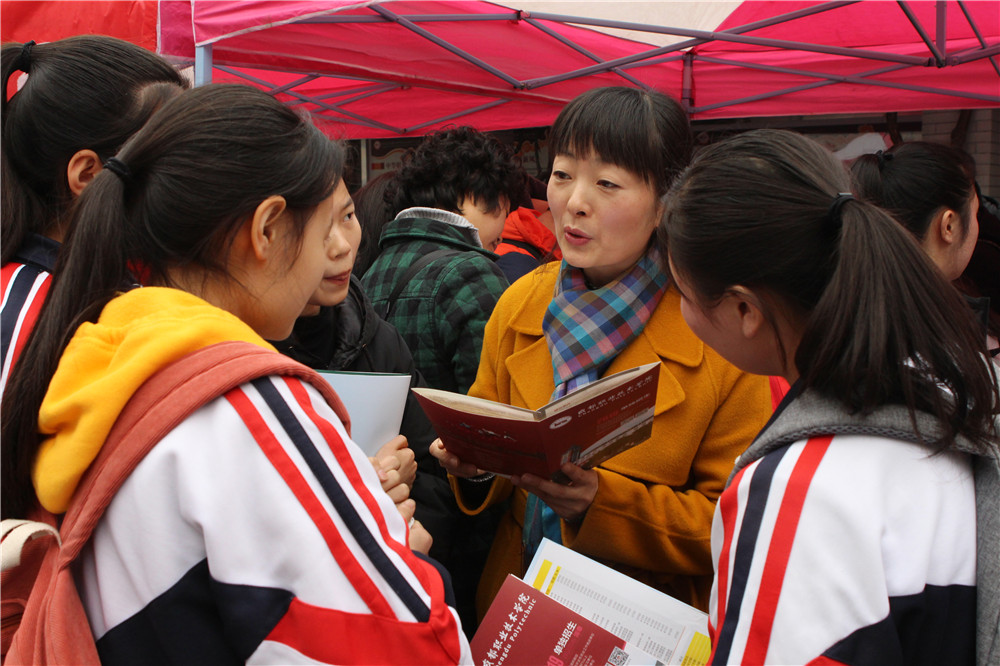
412 363 659 479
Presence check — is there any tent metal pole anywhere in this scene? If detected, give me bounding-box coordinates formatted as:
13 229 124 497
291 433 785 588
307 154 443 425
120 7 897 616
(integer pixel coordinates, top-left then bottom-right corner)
620 54 685 70
316 83 401 101
215 65 404 134
519 9 929 62
194 44 213 86
936 1 948 59
405 99 510 133
370 4 525 89
323 86 400 107
949 43 1000 64
699 55 999 102
691 56 1000 111
521 16 648 90
518 4 854 44
299 13 520 24
957 0 1000 75
523 24 930 89
608 1 858 60
682 54 693 114
897 1 947 66
267 74 319 96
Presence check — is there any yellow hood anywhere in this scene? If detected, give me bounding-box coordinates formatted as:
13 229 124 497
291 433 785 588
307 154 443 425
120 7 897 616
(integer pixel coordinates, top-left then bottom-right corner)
35 287 274 513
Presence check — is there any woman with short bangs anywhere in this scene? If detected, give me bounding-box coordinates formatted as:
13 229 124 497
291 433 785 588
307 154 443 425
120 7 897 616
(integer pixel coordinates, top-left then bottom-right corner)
432 86 772 620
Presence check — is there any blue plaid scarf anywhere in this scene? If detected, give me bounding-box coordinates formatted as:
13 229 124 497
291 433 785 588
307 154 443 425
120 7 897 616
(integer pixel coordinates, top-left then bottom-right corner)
523 245 668 566
544 245 668 396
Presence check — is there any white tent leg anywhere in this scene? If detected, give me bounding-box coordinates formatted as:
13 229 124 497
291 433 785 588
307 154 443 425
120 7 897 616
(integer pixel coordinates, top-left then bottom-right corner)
195 44 213 86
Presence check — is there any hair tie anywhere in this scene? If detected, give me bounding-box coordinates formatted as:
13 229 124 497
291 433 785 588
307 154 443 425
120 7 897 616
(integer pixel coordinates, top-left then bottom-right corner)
13 40 35 74
875 149 894 169
103 157 134 188
827 192 854 225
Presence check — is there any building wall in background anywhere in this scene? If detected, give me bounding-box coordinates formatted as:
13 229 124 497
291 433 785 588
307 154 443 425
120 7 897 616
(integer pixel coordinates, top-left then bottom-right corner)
923 109 1000 198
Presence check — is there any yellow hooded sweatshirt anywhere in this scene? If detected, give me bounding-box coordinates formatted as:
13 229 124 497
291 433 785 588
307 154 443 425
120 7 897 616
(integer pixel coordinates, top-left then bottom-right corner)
35 287 274 514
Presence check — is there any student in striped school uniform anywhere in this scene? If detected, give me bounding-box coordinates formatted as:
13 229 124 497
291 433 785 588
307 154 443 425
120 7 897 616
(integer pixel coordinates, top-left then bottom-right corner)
0 36 185 395
662 129 999 666
1 85 471 664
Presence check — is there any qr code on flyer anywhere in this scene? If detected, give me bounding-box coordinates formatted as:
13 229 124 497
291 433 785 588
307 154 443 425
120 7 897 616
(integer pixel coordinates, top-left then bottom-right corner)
606 646 629 666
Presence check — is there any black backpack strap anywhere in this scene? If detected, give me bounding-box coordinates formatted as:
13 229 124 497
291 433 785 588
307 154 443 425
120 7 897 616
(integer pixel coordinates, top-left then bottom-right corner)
382 248 459 319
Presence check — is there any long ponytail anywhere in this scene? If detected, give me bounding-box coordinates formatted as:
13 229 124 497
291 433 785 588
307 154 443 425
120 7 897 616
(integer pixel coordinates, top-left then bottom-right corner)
0 169 133 518
1 84 344 518
663 129 997 452
797 194 992 441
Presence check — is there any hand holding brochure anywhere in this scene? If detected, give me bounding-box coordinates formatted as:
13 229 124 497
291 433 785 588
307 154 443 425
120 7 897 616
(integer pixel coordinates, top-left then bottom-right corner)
412 362 659 479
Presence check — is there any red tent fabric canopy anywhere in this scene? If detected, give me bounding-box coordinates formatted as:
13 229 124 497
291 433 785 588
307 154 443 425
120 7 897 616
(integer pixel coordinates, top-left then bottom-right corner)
1 0 158 49
159 0 685 137
687 1 1000 118
158 0 1000 137
3 1 998 138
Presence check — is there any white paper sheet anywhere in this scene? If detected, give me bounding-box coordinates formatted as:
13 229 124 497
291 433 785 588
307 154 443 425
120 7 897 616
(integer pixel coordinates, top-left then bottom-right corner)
316 370 411 457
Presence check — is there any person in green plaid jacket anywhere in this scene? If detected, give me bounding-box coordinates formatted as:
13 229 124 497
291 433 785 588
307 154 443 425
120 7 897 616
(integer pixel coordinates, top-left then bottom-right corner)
361 127 525 636
361 127 524 395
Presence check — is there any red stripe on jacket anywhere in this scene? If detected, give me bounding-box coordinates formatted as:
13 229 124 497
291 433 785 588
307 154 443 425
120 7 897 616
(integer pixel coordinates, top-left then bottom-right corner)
741 435 833 663
709 463 750 655
225 385 395 617
2 263 52 374
281 377 457 640
267 597 460 664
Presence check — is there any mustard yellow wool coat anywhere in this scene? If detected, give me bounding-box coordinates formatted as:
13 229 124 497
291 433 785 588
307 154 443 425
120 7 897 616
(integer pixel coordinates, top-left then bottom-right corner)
451 264 772 619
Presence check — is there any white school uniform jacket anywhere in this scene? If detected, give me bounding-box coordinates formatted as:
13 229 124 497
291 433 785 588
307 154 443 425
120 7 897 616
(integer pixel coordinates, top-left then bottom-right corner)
0 234 58 399
34 287 472 665
708 387 998 666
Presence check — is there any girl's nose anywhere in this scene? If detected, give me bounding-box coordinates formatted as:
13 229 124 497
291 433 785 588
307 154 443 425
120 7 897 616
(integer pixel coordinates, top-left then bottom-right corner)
327 229 352 258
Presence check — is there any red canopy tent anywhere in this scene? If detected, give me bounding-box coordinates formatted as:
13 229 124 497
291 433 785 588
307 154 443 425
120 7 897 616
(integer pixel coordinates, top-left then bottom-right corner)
1 0 158 49
3 1 998 138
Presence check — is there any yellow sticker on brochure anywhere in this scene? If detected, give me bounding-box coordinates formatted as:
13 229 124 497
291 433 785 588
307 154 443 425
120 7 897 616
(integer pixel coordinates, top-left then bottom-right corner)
681 632 711 666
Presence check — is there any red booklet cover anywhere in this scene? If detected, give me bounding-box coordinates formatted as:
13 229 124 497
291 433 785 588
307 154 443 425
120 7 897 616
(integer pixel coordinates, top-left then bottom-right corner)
412 363 659 480
471 575 658 666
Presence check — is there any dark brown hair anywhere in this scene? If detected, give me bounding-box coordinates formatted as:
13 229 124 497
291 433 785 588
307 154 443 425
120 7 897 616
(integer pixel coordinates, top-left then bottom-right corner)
662 129 998 452
2 35 186 263
391 126 523 217
851 141 976 242
1 84 344 518
353 169 398 277
549 86 692 198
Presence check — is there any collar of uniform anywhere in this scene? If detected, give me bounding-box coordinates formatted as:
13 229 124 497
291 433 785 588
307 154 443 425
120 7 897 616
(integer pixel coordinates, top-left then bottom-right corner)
14 233 61 272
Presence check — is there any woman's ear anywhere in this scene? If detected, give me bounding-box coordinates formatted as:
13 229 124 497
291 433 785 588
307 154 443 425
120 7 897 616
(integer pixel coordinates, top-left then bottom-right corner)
248 195 288 261
935 208 962 245
66 149 101 196
726 286 767 340
921 207 962 275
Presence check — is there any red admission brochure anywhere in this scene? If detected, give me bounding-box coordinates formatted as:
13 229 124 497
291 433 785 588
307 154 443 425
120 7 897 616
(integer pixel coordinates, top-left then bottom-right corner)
471 575 659 666
412 363 659 480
